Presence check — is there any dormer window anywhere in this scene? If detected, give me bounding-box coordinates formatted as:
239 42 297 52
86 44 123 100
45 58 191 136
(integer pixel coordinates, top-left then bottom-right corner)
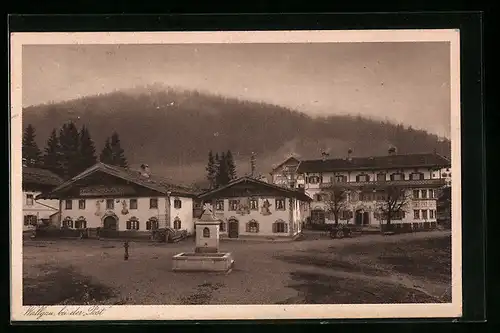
390 173 404 181
356 174 370 182
410 172 424 180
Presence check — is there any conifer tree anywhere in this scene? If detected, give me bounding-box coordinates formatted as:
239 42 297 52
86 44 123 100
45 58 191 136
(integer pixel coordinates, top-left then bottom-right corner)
215 152 230 187
58 122 80 179
22 124 42 167
110 131 128 168
99 137 114 165
206 150 216 189
79 125 97 171
42 128 61 175
226 150 237 180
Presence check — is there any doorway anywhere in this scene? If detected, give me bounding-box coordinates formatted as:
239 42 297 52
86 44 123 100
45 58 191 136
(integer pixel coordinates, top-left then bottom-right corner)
103 215 118 230
228 219 239 238
355 210 370 225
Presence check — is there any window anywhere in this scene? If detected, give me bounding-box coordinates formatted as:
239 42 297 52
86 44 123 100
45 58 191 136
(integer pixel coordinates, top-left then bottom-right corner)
130 199 138 210
429 189 435 199
308 176 320 184
126 217 140 230
173 218 182 230
246 220 259 233
62 217 73 228
65 200 73 210
413 210 420 220
146 217 159 230
421 190 428 199
410 172 424 180
24 215 37 226
340 210 353 220
229 200 240 211
78 200 86 210
174 198 182 209
390 173 404 181
413 190 420 199
220 221 226 232
75 218 87 229
315 194 322 202
273 220 288 233
335 175 347 183
150 198 158 209
203 227 210 238
275 198 286 210
429 210 435 219
215 200 224 211
250 197 258 210
356 174 370 182
392 210 405 220
376 173 386 182
106 199 114 210
422 210 428 220
26 194 34 206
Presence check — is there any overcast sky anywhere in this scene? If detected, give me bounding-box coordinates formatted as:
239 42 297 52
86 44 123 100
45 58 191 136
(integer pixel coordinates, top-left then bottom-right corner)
22 42 451 138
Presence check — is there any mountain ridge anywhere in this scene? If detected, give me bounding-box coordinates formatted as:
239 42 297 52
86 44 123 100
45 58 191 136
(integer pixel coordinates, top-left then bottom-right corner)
22 86 451 185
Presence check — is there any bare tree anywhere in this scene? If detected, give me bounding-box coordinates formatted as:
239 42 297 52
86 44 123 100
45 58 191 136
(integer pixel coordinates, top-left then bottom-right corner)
375 184 410 228
320 185 349 225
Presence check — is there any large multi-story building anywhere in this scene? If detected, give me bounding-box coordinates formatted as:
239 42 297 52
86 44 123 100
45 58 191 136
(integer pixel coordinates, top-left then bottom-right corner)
280 149 451 229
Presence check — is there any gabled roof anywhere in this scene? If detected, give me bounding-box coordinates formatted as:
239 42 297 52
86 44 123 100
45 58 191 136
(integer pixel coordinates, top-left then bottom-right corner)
22 167 63 188
296 153 451 174
198 176 312 201
37 162 199 199
271 156 300 172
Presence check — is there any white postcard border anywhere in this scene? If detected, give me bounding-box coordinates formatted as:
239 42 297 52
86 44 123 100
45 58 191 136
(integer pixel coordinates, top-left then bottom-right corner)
10 29 462 321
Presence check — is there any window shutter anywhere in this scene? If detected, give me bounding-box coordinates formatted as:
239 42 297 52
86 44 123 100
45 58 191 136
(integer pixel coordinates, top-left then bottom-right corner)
272 222 276 233
126 220 131 230
136 221 140 230
285 223 289 233
146 221 151 230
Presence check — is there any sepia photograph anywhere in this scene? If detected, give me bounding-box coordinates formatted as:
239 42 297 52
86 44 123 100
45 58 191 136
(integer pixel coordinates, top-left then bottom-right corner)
10 30 462 321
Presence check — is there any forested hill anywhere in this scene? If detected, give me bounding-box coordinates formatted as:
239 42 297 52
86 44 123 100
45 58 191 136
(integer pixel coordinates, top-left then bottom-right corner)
22 86 451 184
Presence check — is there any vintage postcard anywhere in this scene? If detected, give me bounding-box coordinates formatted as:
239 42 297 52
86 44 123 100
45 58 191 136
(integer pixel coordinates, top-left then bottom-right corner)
10 29 461 321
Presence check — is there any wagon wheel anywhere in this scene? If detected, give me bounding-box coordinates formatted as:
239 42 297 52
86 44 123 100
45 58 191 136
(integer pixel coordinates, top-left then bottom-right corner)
336 229 345 239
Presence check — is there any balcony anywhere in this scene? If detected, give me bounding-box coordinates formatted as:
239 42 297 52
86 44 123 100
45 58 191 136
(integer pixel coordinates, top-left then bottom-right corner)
319 178 446 189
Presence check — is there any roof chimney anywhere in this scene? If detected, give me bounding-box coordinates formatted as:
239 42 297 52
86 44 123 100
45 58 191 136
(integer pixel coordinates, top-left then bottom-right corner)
140 163 150 178
388 146 397 156
321 151 330 161
347 148 353 161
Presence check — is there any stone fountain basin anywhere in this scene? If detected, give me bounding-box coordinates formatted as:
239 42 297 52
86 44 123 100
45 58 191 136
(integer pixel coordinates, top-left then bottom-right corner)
172 252 234 273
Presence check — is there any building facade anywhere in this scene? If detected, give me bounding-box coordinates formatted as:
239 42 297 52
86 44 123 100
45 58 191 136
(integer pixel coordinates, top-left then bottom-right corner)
198 177 312 238
37 163 197 235
294 150 451 228
22 167 63 231
269 156 303 189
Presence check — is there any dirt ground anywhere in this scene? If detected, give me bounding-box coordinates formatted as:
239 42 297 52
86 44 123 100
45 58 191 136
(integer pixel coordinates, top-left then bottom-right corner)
22 230 452 305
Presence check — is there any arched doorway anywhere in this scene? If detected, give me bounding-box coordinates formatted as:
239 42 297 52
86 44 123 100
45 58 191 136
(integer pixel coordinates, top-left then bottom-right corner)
103 215 118 230
228 218 239 238
355 210 370 225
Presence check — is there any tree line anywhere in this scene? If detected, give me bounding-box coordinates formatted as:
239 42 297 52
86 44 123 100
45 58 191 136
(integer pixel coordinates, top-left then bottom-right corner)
205 150 237 189
22 122 128 179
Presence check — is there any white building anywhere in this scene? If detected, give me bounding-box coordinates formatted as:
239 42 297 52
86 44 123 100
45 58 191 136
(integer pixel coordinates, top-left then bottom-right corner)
22 167 63 231
37 162 197 236
293 150 451 229
198 177 312 239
